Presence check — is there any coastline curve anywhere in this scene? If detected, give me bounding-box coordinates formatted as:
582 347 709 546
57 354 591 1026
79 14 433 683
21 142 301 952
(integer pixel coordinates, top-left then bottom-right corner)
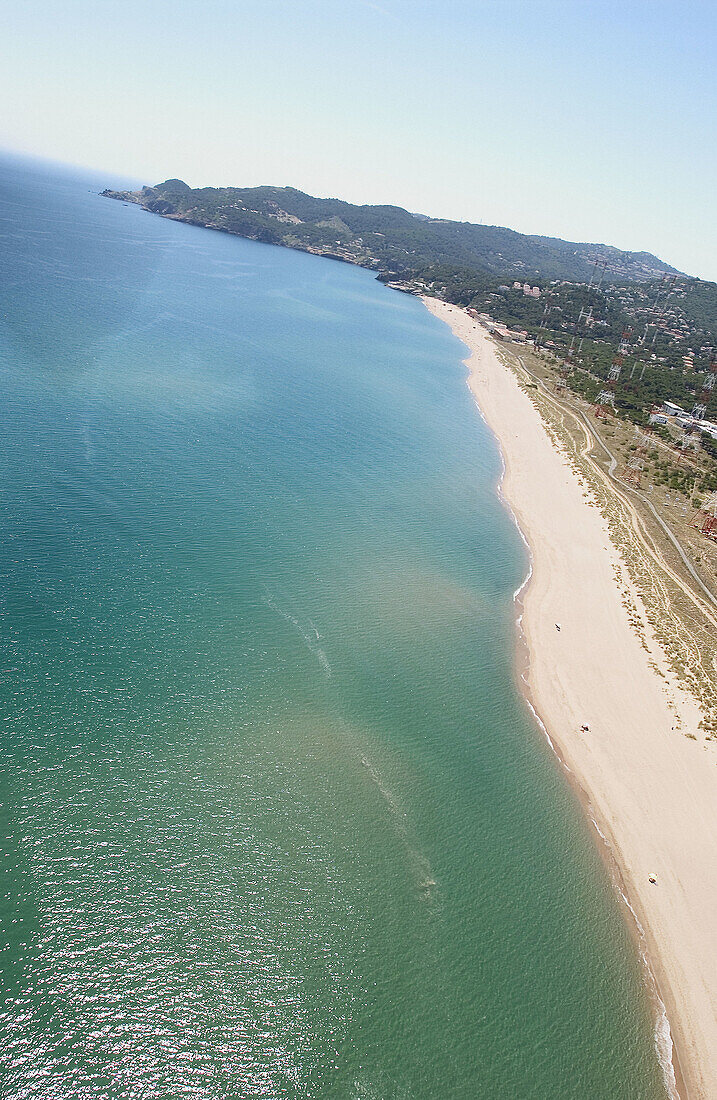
423 296 717 1100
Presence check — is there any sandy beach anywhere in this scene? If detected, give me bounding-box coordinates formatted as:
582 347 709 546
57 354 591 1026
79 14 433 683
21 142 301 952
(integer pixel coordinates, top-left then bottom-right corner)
425 298 717 1100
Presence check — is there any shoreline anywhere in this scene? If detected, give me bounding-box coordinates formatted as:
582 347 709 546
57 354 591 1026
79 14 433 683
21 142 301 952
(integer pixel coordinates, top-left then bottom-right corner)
495 392 682 1096
424 297 717 1100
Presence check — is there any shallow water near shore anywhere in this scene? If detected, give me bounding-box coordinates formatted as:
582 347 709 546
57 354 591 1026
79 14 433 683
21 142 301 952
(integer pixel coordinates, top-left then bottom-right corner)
0 154 667 1098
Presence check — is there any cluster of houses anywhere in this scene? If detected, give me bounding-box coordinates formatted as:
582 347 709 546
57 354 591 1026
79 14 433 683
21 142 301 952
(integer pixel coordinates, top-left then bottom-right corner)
651 401 717 441
512 281 541 298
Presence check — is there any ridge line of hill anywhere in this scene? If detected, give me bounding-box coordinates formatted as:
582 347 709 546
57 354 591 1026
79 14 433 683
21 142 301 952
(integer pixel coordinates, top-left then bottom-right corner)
101 179 680 290
101 179 717 429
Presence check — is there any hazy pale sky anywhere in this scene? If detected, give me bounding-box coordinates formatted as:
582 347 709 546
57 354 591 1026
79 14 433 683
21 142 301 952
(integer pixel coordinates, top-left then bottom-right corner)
2 0 715 279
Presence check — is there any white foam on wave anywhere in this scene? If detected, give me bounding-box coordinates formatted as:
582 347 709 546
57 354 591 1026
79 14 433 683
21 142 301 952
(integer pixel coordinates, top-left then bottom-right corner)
262 590 331 676
612 882 679 1099
615 884 646 940
468 390 533 606
654 1001 679 1100
360 754 437 899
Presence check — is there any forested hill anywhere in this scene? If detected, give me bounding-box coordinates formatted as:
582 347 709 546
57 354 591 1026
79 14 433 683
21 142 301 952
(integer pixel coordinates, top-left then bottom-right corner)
102 179 679 289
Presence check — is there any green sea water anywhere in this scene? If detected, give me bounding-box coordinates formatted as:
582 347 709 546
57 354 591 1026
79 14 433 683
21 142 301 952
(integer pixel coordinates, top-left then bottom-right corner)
0 155 667 1098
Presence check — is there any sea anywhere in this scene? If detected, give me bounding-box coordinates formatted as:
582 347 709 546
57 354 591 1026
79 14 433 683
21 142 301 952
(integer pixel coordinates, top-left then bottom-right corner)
0 154 667 1098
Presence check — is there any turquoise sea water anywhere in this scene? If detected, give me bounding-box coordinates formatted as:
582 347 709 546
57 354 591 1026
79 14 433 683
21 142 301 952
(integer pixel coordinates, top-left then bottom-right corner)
0 156 666 1099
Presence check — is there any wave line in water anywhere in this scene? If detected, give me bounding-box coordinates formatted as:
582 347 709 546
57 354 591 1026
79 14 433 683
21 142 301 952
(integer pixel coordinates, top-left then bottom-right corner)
360 755 437 899
262 588 332 677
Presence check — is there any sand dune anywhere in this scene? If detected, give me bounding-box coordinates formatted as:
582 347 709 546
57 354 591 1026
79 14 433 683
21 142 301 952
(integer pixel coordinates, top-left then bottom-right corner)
425 298 717 1100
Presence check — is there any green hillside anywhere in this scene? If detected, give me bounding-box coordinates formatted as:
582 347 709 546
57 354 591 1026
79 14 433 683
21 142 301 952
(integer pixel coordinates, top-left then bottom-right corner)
102 180 679 288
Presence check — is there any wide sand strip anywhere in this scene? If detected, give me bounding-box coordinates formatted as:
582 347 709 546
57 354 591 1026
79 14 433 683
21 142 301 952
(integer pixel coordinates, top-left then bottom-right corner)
425 298 717 1100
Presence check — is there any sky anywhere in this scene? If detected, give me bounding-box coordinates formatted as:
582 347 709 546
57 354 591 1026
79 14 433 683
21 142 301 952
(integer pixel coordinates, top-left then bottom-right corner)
2 0 715 279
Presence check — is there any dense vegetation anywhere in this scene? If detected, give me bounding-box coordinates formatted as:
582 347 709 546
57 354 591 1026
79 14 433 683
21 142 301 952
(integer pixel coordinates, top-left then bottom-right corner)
103 180 679 287
479 278 717 422
679 279 717 336
102 179 716 436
